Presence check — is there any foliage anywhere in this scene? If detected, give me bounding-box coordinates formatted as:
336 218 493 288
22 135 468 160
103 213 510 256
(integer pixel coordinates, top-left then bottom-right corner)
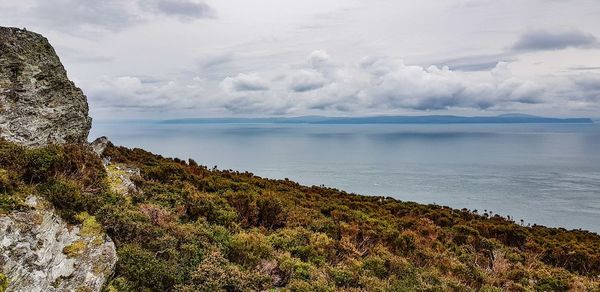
0 273 7 292
1 139 599 291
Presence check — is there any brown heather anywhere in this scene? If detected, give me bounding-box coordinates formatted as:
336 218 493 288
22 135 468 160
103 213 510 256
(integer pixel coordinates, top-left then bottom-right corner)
1 138 599 291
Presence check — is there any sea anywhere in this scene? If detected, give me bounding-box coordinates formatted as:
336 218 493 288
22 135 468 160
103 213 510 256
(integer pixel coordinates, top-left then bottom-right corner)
91 122 600 233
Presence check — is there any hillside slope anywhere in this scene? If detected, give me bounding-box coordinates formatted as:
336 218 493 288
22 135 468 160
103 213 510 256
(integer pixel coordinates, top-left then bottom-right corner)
1 139 599 291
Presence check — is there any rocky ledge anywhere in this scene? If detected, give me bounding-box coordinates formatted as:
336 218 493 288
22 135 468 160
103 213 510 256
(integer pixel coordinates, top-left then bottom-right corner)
0 196 116 292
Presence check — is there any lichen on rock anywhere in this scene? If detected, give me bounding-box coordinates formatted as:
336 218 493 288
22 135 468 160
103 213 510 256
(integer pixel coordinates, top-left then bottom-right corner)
106 163 140 196
0 27 92 147
0 196 116 292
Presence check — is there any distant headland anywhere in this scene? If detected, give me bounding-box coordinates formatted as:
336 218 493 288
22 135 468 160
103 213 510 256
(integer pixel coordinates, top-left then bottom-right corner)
162 114 594 125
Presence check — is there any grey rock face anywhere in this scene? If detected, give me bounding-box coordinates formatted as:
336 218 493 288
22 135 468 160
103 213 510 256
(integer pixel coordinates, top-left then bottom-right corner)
0 196 117 292
91 136 110 157
0 27 92 146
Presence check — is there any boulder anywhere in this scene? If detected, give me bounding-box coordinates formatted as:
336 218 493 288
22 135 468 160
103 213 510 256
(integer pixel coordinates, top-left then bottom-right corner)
0 27 91 146
90 136 110 157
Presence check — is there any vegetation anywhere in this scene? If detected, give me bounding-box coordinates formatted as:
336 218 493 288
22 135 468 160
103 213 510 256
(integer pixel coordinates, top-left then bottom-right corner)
1 138 599 291
0 273 7 292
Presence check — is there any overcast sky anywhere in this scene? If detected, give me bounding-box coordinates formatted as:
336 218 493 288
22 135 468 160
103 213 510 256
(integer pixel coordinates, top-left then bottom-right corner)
2 0 600 119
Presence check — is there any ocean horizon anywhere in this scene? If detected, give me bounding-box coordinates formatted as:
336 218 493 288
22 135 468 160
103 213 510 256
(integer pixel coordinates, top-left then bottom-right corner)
91 121 600 234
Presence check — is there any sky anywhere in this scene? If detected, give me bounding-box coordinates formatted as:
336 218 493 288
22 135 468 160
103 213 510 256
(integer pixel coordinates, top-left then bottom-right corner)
1 0 600 120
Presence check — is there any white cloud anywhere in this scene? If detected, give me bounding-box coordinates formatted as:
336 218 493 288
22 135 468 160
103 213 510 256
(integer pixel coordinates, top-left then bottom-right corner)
217 51 547 114
220 73 269 92
88 75 206 109
82 50 598 117
288 70 326 92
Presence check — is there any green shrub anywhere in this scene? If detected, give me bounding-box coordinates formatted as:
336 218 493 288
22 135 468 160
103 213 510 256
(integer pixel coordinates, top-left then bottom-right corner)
186 191 237 226
394 230 416 253
535 277 569 292
0 169 16 194
480 285 503 292
37 179 87 220
116 244 182 291
24 146 63 182
362 255 388 278
330 266 357 287
229 231 273 267
185 250 270 291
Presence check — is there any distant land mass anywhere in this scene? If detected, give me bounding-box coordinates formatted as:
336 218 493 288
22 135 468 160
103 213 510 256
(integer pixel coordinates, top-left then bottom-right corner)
162 114 594 124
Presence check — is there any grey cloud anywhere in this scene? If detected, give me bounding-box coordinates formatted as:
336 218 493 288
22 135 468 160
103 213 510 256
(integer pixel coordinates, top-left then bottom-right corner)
88 75 205 109
448 62 501 72
572 73 600 91
33 0 138 33
147 0 216 20
193 53 235 80
222 96 292 115
288 70 326 92
431 53 513 72
567 73 600 102
512 30 598 51
30 0 214 34
568 66 600 71
55 46 114 63
221 73 269 92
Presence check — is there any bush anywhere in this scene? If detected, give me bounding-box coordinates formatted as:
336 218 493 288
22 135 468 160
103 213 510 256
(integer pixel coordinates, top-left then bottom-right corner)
0 169 17 194
24 146 63 182
362 255 388 278
116 244 182 291
186 191 237 226
330 266 357 287
37 179 86 220
229 231 273 267
184 250 270 291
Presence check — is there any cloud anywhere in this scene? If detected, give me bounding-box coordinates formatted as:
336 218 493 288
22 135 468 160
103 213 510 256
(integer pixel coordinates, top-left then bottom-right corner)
288 70 326 92
30 0 214 35
220 73 269 92
306 50 332 69
88 75 206 109
32 0 139 33
432 53 514 72
570 73 600 102
144 0 216 20
85 50 596 117
215 51 550 114
512 30 598 51
361 61 543 111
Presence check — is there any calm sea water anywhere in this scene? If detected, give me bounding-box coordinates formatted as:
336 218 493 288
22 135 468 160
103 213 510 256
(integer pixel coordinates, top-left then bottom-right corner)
91 122 600 233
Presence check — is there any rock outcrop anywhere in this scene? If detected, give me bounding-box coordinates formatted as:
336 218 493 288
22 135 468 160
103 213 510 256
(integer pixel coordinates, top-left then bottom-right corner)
0 27 115 291
0 27 91 146
90 136 110 157
0 196 117 292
